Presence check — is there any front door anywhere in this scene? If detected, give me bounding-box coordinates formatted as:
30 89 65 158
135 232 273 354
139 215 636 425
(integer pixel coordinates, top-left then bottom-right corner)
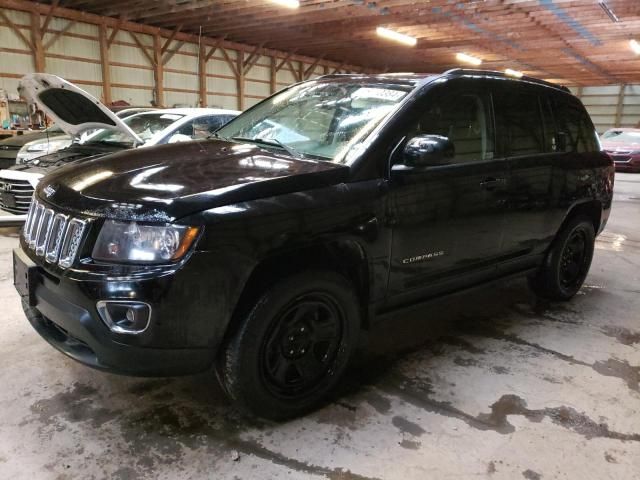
386 81 508 299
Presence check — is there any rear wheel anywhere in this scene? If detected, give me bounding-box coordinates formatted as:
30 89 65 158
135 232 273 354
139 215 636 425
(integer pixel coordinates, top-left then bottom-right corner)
218 270 359 419
529 215 595 301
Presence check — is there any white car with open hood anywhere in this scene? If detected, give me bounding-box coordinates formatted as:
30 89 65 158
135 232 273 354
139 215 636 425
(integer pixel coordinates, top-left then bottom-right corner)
0 73 239 224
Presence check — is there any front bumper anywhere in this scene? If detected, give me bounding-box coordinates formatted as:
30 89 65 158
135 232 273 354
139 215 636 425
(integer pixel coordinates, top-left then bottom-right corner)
612 154 640 172
14 247 220 377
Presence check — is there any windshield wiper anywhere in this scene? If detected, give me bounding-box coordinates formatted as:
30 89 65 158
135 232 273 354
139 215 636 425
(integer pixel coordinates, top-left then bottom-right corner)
230 136 303 159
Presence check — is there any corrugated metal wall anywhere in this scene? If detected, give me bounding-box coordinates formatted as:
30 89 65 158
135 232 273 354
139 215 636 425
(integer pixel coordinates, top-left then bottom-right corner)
571 85 640 134
0 7 364 109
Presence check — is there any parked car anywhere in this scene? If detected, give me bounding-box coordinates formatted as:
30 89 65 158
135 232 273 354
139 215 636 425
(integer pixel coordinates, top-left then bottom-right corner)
0 73 239 219
14 69 613 419
0 126 66 169
600 128 640 172
14 108 155 165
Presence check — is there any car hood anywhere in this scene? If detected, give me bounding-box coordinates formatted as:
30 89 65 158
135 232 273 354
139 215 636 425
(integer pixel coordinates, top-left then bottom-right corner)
18 73 143 144
38 140 350 222
601 140 640 152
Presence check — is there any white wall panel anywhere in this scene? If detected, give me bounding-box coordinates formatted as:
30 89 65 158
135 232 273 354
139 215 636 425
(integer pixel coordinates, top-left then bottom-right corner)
207 94 238 110
0 51 33 75
46 57 102 83
111 65 154 87
165 91 198 108
0 24 31 50
245 80 270 98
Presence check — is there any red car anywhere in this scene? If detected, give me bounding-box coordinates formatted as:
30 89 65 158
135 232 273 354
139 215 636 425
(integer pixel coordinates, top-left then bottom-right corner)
601 128 640 172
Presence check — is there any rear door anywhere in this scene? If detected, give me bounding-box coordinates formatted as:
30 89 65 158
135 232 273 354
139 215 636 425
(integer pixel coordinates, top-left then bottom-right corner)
493 83 560 267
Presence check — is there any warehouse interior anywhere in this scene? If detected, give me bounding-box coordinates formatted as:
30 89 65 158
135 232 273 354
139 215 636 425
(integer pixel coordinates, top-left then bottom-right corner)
0 1 639 479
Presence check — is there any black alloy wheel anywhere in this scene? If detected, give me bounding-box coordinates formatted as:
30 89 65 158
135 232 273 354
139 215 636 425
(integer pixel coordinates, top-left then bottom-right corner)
528 215 595 301
218 270 359 420
261 294 344 400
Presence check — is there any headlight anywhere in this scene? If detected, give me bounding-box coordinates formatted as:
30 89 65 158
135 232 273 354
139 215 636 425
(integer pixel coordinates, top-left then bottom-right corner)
16 138 72 164
92 220 200 264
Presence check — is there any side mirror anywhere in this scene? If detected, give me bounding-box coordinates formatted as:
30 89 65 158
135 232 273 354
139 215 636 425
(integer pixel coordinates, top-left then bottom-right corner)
401 134 454 168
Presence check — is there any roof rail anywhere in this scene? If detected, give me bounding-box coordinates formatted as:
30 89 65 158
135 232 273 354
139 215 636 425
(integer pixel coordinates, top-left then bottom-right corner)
443 68 571 93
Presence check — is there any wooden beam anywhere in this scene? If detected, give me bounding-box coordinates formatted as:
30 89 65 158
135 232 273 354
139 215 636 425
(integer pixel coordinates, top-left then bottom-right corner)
286 60 301 82
219 46 239 78
107 14 125 48
153 33 164 106
161 24 181 55
98 22 112 105
30 11 45 72
243 44 264 75
270 56 277 94
236 51 244 111
242 43 263 70
204 35 226 62
162 40 184 66
199 41 207 107
0 9 33 50
303 56 323 79
615 84 626 128
331 62 345 74
41 0 59 38
275 51 295 72
43 20 76 50
129 31 154 65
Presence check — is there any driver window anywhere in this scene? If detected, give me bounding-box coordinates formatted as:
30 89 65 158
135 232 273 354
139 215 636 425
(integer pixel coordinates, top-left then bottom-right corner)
412 92 494 164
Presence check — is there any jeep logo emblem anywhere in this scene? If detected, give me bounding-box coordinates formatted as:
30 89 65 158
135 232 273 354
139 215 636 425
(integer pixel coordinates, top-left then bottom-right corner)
43 185 56 197
0 182 11 192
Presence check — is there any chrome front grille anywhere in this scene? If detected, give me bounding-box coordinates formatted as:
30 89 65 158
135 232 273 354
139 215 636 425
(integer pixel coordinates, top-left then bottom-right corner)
0 178 35 214
23 198 87 269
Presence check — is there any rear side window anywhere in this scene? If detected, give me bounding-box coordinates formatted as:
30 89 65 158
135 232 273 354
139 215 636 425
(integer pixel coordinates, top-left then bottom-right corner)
493 88 545 157
552 95 598 153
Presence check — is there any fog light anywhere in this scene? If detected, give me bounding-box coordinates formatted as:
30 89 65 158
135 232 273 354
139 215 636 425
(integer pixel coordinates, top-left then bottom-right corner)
96 301 151 334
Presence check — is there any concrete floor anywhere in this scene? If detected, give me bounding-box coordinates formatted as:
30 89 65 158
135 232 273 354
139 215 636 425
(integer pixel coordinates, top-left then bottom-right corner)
0 174 639 480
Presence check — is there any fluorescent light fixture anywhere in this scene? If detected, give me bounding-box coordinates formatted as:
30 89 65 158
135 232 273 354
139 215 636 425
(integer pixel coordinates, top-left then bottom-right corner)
505 68 524 78
631 39 640 55
598 1 619 23
456 52 482 66
376 27 417 47
269 0 300 8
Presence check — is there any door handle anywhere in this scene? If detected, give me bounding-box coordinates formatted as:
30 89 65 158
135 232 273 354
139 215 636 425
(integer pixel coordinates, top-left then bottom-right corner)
480 177 506 190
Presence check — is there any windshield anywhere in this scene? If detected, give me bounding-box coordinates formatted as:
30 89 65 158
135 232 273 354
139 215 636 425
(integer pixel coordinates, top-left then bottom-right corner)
85 112 184 147
601 130 640 145
216 81 411 161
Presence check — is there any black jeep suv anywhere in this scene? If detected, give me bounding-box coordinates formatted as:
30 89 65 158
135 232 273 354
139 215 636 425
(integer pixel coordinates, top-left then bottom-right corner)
14 69 613 419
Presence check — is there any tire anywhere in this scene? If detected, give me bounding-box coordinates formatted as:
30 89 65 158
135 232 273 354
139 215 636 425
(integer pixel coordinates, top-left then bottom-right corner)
217 270 360 420
529 215 595 301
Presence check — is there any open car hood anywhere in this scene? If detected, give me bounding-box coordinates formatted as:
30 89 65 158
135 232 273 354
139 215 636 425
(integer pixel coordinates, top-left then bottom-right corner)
18 73 143 144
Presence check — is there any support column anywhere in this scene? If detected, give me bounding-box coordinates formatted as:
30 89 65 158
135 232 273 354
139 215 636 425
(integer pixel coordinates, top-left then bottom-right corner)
270 56 277 94
30 11 45 72
199 43 207 107
237 51 244 111
153 33 164 107
98 22 112 105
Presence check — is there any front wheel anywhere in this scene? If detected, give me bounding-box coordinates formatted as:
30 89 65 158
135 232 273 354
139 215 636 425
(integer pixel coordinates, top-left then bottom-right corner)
529 215 595 301
218 270 360 420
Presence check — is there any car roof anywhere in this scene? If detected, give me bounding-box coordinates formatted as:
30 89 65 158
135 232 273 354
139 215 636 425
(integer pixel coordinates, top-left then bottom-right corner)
317 69 570 93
